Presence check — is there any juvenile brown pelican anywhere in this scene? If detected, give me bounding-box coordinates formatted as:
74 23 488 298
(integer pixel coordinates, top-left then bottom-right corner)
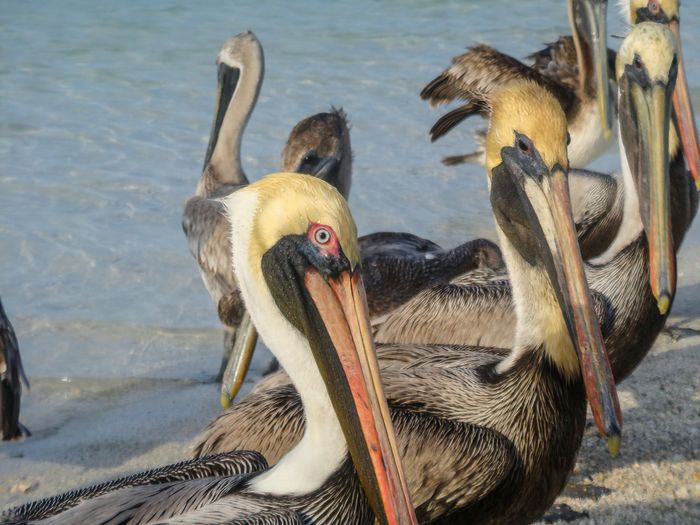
4 175 417 525
194 82 624 524
0 297 29 441
422 0 615 168
182 31 352 385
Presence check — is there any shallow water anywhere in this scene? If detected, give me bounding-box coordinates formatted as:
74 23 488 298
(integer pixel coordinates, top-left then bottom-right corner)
1 1 699 386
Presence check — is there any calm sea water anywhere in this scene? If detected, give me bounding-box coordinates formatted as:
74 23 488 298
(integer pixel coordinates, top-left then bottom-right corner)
1 0 699 381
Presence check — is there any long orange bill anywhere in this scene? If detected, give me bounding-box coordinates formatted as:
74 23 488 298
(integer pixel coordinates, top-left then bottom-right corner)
669 20 700 189
544 167 622 455
305 268 418 525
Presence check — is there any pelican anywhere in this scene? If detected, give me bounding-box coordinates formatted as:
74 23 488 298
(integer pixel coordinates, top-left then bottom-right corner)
192 22 688 476
194 81 624 524
183 31 353 384
621 0 699 183
3 175 418 525
374 22 697 376
422 0 615 169
0 297 29 441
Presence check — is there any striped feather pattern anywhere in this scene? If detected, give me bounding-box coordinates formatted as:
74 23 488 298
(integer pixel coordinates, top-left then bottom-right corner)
2 451 266 523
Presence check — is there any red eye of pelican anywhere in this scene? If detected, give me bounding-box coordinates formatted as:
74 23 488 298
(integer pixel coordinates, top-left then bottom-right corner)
308 223 340 257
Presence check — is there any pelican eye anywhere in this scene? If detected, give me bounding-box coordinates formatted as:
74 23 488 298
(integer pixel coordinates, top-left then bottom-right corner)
518 138 530 155
314 227 331 245
648 0 660 16
633 56 643 70
303 151 318 164
307 223 341 259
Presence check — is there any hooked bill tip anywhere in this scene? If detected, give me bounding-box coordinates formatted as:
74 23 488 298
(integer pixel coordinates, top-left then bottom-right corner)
220 392 232 410
607 435 621 458
657 294 671 315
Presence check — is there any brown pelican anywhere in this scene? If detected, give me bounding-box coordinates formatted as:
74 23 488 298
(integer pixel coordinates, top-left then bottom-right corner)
220 234 504 408
0 297 29 441
194 81 624 524
422 0 615 169
192 23 688 478
620 0 700 184
3 175 418 525
182 31 353 385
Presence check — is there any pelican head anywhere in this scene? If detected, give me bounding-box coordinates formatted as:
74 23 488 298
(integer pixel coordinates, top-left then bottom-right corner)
202 31 264 171
485 81 622 454
569 0 614 138
617 22 679 313
282 108 353 199
224 174 415 525
623 0 700 185
625 0 678 23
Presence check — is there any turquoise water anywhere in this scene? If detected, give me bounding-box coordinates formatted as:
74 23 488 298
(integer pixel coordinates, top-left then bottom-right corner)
1 0 699 381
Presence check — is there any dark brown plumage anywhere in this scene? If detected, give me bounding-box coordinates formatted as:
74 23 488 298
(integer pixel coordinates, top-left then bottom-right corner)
359 233 503 318
421 43 576 143
422 0 618 170
0 297 29 441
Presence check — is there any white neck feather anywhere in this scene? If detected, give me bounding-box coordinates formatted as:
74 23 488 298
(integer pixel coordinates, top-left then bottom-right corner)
226 190 347 496
494 225 580 378
567 102 617 168
591 112 643 264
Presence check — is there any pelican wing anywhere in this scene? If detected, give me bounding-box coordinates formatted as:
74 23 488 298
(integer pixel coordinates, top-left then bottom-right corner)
390 409 516 521
421 44 575 141
0 298 29 441
2 451 267 523
194 362 517 521
373 277 515 349
360 233 503 318
191 342 506 462
193 384 304 465
36 476 250 525
526 37 581 94
568 169 622 259
182 196 239 308
528 36 618 102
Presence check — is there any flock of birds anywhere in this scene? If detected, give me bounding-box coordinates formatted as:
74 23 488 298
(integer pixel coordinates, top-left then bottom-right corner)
1 0 698 523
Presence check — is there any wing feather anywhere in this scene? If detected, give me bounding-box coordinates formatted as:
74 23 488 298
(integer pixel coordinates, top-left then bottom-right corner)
421 44 574 114
2 451 266 523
